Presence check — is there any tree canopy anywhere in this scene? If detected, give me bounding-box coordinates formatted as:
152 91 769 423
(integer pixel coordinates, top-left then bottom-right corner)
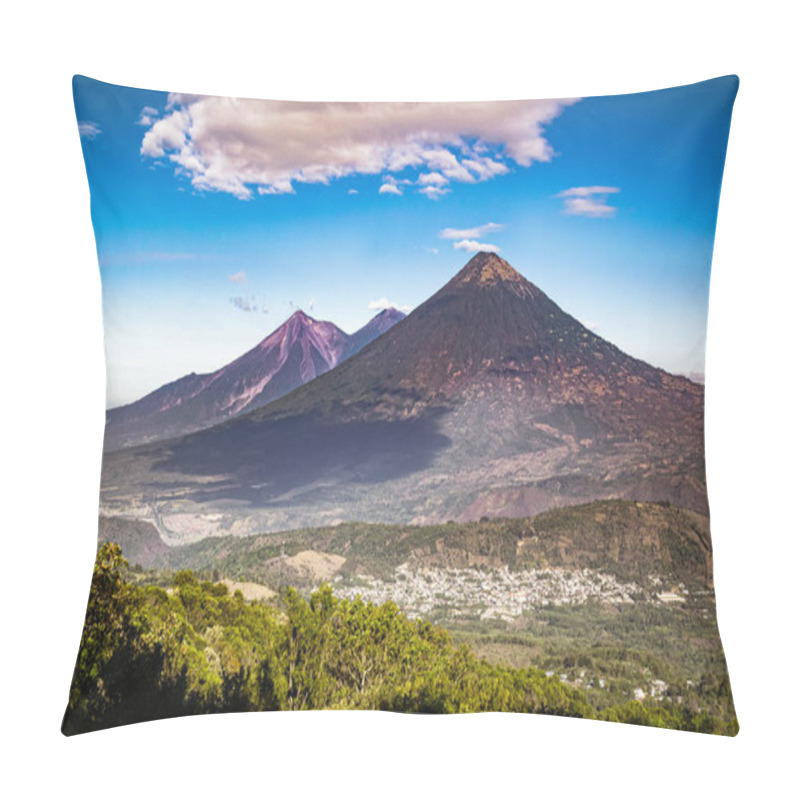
62 543 738 736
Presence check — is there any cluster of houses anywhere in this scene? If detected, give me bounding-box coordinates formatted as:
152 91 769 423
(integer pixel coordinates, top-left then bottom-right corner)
334 563 646 622
333 564 694 705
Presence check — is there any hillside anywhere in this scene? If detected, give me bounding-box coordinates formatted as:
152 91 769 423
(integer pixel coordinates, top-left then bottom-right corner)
98 516 167 569
106 499 715 590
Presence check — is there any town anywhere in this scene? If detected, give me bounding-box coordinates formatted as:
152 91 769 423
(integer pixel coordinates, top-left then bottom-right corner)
333 564 659 622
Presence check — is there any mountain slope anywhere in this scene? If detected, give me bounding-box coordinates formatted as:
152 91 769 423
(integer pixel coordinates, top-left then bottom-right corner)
106 499 715 590
101 253 707 534
104 307 404 450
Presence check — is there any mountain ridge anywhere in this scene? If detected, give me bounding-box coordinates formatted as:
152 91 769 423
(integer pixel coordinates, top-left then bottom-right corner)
103 306 405 451
103 499 715 590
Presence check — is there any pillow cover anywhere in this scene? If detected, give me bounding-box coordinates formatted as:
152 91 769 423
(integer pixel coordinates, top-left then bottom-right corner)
64 74 739 735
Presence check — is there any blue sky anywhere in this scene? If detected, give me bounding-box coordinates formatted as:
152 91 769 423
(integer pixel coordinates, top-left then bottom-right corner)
73 75 737 407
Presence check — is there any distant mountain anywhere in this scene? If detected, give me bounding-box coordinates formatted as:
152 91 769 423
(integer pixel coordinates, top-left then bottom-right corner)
101 253 707 536
340 307 407 361
103 307 405 450
106 499 715 590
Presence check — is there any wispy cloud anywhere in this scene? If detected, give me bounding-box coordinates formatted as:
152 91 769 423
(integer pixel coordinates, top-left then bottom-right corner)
440 222 505 240
140 95 578 199
368 297 412 312
230 295 268 313
230 297 253 312
228 270 247 284
418 185 449 200
557 186 620 218
419 172 448 186
453 240 502 254
78 121 101 139
440 222 505 254
136 106 160 126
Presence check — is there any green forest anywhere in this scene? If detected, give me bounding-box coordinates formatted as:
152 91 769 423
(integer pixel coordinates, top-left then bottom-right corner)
63 544 737 735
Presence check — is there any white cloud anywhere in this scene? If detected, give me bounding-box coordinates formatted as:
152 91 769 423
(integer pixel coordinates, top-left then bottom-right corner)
420 148 474 182
368 297 412 312
461 157 509 180
440 222 505 240
139 94 578 198
136 106 160 126
348 188 359 195
557 186 620 218
379 180 403 196
141 109 189 156
418 172 448 186
78 121 101 139
559 186 620 196
418 185 449 200
257 180 295 196
453 240 502 254
228 270 247 284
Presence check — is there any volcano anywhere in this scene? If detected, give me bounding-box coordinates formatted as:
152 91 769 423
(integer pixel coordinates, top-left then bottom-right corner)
101 253 707 536
103 307 404 450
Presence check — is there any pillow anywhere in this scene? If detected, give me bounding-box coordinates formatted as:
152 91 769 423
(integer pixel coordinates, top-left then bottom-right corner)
64 74 739 735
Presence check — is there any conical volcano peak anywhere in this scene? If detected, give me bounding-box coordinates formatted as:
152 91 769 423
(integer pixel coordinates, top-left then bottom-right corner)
287 308 315 324
445 252 537 296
